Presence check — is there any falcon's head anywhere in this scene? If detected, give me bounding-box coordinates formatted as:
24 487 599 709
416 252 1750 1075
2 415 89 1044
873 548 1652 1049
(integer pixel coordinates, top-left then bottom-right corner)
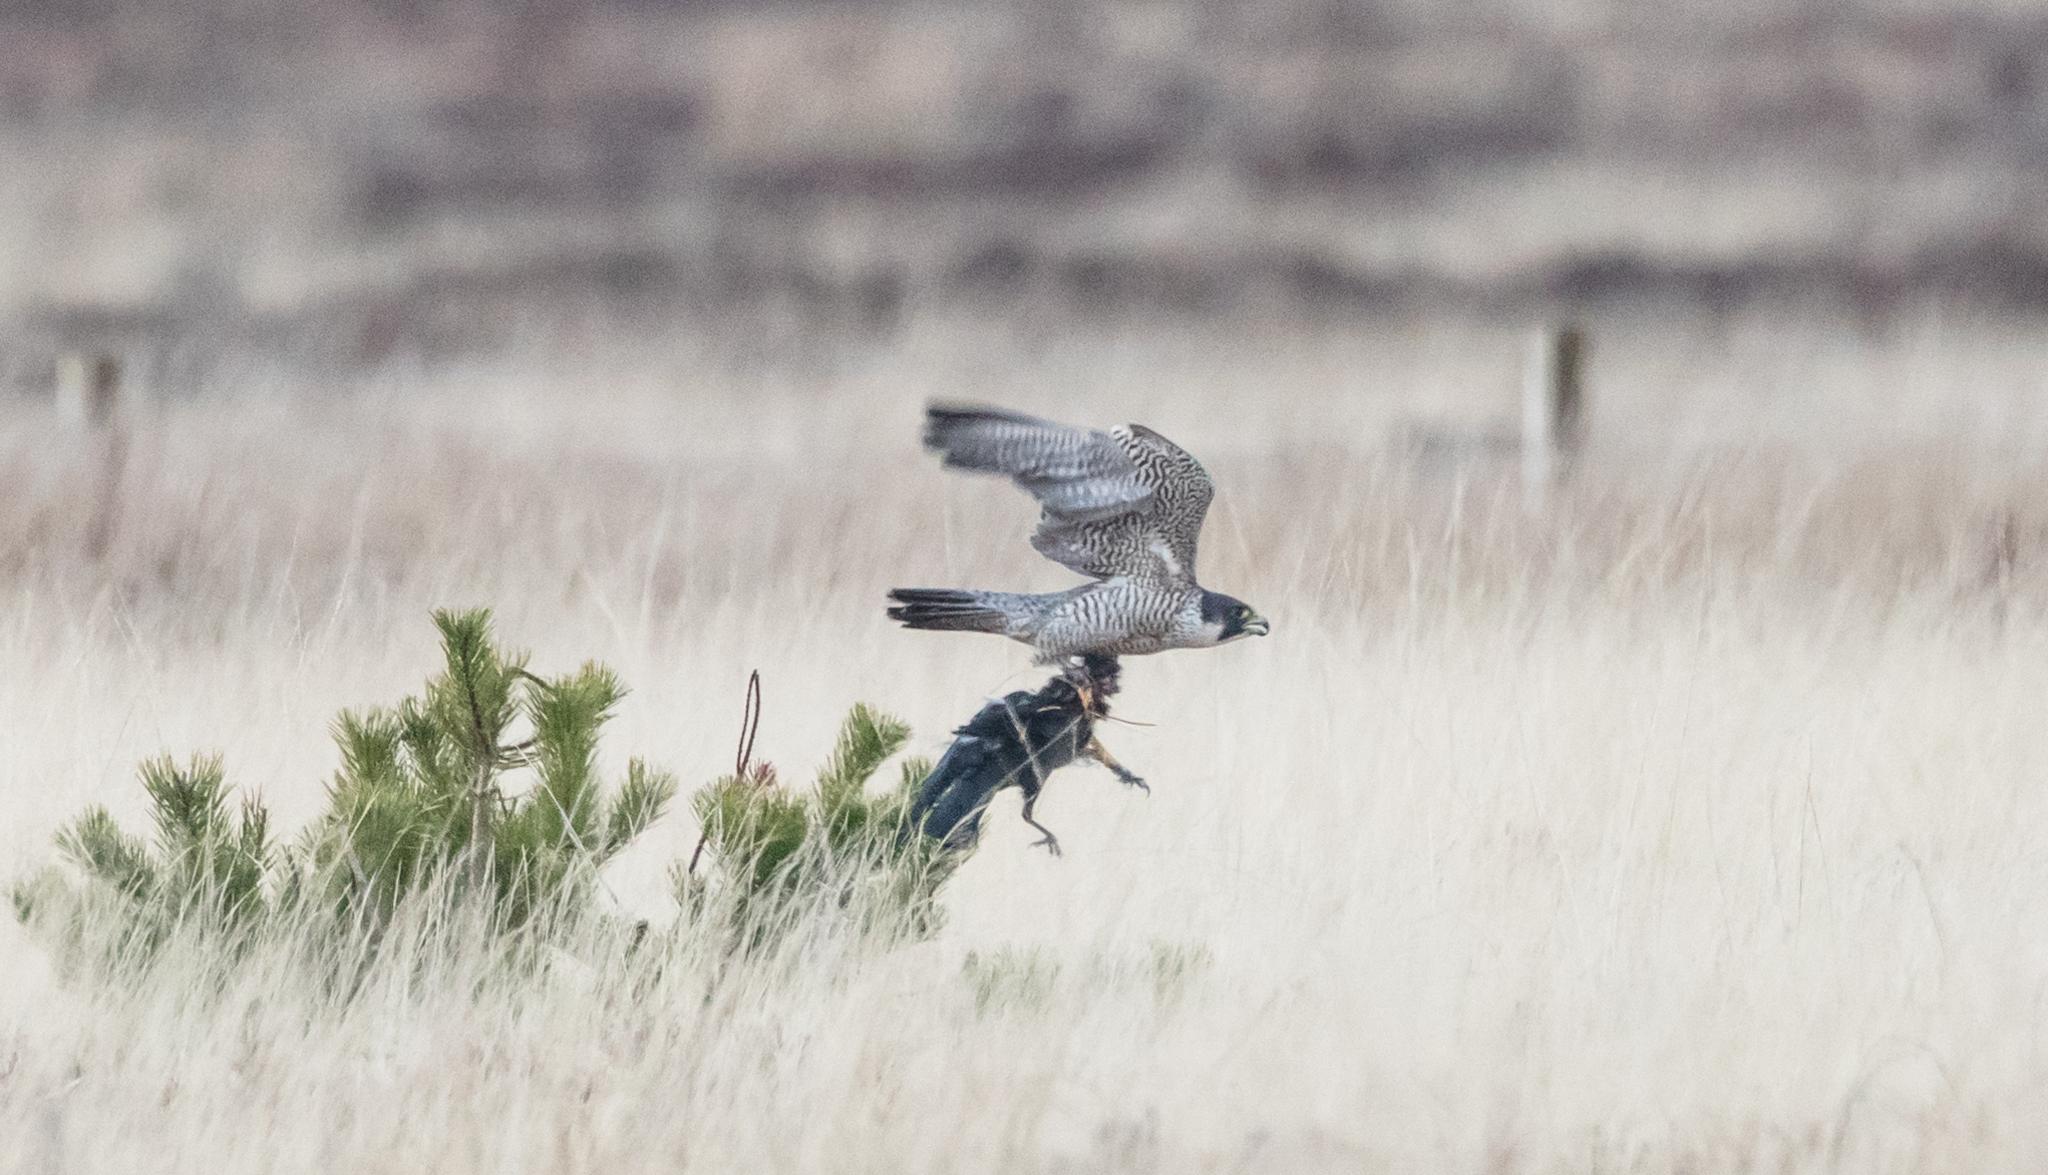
1198 591 1271 644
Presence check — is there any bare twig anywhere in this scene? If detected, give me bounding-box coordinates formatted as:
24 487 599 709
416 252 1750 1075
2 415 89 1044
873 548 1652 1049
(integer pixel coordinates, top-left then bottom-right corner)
736 670 762 778
688 670 762 876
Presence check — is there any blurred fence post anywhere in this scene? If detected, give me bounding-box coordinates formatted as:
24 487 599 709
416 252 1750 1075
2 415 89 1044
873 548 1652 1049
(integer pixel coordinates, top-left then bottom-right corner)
1521 324 1586 512
56 352 123 430
53 352 131 559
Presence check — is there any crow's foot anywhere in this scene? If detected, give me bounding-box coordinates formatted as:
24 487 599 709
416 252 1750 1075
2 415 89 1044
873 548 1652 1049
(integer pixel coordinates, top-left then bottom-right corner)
1021 808 1063 857
1087 735 1149 796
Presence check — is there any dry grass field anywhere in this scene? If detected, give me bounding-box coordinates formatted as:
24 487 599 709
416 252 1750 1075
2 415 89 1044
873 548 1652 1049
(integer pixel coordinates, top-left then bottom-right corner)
5 310 2048 1171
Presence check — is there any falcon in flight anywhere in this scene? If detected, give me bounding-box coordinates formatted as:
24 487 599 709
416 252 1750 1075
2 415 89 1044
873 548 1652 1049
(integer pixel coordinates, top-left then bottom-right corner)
887 405 1270 661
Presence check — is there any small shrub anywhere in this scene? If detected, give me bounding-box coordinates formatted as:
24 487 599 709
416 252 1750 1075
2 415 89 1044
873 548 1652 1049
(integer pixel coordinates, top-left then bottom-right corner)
962 947 1062 1013
14 753 274 971
959 942 1213 1017
301 608 676 929
1142 940 1214 1002
679 704 953 945
15 609 677 977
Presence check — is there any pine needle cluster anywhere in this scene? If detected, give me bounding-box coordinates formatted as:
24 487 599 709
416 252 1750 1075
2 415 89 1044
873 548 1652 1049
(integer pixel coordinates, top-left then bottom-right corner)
308 608 676 928
680 703 955 944
11 753 273 967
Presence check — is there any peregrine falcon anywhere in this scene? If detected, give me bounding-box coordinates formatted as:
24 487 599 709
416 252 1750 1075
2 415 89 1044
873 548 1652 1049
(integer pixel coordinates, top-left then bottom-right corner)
887 405 1271 661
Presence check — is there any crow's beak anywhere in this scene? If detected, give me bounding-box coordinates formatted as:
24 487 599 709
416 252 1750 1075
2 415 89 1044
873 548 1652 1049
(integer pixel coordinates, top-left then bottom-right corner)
1243 613 1271 637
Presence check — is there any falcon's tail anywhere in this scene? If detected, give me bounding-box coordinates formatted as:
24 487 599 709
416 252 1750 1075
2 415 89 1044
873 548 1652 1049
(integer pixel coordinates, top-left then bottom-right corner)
887 588 1021 635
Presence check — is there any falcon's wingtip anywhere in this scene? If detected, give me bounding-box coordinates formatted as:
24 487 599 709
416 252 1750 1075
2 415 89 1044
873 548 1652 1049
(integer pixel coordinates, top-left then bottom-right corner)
924 402 1039 425
922 402 1005 452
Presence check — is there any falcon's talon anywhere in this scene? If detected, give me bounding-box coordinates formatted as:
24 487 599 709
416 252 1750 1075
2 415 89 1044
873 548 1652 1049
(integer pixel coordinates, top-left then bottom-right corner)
1029 832 1063 857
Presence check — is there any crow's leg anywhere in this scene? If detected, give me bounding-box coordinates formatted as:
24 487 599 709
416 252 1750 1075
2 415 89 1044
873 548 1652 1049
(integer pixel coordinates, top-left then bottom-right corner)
1020 792 1061 857
1086 735 1149 795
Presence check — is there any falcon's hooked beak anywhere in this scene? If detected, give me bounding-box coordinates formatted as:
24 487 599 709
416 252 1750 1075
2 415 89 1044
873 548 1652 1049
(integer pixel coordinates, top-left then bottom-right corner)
1242 611 1271 637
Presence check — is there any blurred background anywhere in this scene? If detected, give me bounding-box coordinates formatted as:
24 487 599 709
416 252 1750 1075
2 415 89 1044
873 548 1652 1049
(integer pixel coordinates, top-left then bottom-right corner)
17 8 2048 1168
5 0 2047 402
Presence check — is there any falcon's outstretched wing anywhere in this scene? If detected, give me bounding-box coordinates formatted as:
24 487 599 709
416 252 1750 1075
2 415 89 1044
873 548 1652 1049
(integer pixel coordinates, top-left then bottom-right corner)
922 405 1215 584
